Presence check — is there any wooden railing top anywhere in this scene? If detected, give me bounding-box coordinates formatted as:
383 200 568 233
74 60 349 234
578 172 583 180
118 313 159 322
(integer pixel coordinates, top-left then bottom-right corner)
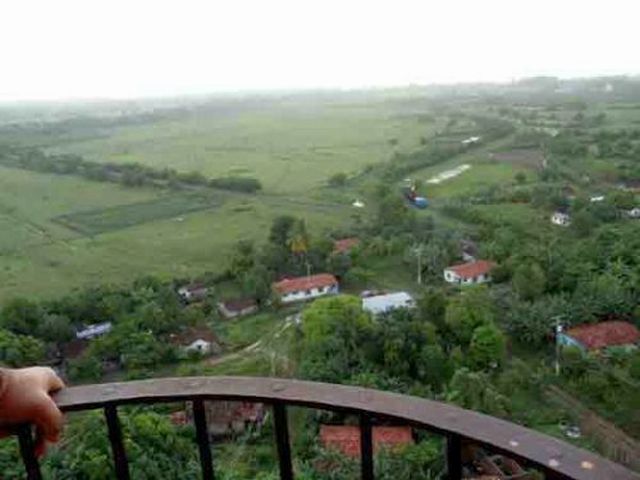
50 376 638 480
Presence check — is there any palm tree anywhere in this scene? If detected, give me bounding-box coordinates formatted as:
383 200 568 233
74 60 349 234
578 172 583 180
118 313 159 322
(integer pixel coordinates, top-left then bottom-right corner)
287 220 309 257
287 220 310 275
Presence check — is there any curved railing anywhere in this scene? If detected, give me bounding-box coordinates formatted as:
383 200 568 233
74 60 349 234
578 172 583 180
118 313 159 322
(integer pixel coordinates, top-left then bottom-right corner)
13 376 638 480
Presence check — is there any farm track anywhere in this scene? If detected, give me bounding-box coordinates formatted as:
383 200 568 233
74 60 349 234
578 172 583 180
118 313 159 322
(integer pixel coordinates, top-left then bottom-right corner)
206 317 294 368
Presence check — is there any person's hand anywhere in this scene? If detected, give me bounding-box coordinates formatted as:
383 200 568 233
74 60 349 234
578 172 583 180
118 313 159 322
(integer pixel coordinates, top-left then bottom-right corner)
0 367 65 456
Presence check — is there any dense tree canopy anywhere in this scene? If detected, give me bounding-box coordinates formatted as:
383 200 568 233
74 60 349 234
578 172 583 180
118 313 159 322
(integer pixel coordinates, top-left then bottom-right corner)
444 287 495 345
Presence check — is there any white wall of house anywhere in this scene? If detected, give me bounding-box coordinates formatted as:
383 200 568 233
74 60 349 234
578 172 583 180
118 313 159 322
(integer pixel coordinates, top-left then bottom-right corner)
185 339 212 353
443 270 490 285
280 284 338 304
551 213 570 226
178 287 208 301
444 270 460 283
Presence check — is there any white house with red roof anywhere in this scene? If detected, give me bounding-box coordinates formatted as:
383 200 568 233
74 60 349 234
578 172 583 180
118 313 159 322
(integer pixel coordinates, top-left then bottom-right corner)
169 326 221 355
272 273 339 304
443 260 496 285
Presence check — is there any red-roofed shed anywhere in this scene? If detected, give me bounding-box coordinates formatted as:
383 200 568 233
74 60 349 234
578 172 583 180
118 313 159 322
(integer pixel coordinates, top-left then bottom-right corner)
563 321 639 351
320 425 413 458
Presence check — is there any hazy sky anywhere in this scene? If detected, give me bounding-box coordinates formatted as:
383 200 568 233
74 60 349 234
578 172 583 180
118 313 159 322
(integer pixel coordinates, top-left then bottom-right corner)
1 0 638 101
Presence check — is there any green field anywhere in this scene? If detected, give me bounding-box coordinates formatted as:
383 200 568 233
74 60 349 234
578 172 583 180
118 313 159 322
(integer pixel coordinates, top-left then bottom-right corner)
0 95 531 302
4 98 442 301
0 166 159 251
54 193 225 235
49 100 437 194
0 164 355 301
2 89 637 303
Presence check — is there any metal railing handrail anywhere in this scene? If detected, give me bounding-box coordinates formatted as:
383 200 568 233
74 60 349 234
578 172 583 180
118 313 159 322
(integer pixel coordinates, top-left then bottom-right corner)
13 376 638 480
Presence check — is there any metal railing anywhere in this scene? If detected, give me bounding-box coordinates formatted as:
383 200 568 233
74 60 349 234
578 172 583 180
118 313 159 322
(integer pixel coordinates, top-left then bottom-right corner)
13 376 639 480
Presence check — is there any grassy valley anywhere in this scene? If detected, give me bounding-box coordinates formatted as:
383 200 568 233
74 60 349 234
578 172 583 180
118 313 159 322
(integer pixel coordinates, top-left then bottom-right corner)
1 79 639 479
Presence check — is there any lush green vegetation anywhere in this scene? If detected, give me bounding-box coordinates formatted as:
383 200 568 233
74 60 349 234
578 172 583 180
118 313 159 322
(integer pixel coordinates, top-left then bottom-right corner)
1 78 640 478
54 193 224 235
0 145 264 193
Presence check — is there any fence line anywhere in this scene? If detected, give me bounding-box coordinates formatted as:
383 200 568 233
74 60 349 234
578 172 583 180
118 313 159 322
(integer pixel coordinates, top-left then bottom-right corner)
545 385 640 472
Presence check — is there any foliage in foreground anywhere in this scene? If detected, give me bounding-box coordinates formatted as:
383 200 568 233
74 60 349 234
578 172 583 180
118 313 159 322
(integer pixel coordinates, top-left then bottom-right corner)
0 410 201 480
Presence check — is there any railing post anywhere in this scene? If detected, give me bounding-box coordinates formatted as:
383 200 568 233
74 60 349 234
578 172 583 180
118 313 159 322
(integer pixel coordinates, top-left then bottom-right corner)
446 434 462 480
360 413 374 480
17 424 42 480
104 404 131 480
272 402 294 480
193 399 215 480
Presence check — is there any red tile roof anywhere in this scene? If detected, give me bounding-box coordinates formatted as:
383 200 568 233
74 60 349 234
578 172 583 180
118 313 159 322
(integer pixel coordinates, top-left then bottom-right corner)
333 238 360 254
273 273 338 295
445 260 496 279
566 321 640 350
320 425 413 457
219 298 257 312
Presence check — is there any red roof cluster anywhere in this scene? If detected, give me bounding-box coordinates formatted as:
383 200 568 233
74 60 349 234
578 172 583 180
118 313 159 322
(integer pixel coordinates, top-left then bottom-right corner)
566 321 640 350
333 238 360 254
445 260 496 279
273 273 338 295
320 425 413 457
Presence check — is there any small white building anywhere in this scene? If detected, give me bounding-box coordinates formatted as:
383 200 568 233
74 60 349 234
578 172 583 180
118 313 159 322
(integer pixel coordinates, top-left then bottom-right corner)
170 326 221 356
362 292 415 316
76 322 112 340
626 207 640 219
461 136 481 145
178 283 209 302
443 260 495 286
551 211 571 226
590 195 605 203
272 273 339 304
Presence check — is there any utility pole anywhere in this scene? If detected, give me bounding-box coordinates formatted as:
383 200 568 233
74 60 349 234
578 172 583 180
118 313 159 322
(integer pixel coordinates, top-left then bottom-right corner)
411 244 425 285
553 315 564 376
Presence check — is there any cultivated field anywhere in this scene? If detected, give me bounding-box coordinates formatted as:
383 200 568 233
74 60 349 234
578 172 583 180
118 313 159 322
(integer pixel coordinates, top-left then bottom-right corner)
49 99 437 194
5 90 636 302
53 193 225 236
0 161 355 302
0 94 525 301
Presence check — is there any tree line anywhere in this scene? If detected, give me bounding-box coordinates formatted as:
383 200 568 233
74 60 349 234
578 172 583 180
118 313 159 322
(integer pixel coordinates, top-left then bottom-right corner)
0 146 262 193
